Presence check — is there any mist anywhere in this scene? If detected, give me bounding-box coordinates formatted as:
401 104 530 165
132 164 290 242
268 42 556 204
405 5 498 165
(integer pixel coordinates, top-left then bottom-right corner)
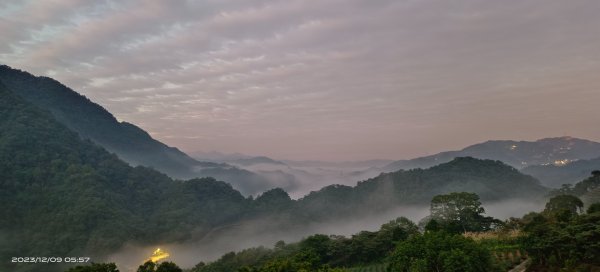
104 205 429 271
104 197 544 271
483 198 546 219
212 158 389 199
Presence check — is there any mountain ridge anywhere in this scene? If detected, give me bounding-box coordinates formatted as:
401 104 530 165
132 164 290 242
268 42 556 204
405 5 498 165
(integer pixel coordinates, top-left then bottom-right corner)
292 156 548 221
382 136 600 173
0 79 550 271
0 64 276 195
522 156 600 188
0 79 256 272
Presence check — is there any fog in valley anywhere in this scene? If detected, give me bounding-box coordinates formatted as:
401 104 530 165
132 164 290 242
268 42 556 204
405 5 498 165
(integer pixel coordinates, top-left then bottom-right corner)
105 196 544 271
192 152 391 198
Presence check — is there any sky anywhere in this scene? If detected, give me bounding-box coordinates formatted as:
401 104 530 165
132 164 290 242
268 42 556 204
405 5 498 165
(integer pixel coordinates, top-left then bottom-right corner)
1 0 600 161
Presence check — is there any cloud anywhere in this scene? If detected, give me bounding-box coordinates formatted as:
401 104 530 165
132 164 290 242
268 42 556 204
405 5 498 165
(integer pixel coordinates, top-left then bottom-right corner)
2 0 600 160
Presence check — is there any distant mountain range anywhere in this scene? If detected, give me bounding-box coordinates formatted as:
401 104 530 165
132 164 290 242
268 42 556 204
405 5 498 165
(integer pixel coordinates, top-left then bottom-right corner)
293 157 547 220
191 152 393 197
0 75 553 271
191 151 393 169
0 65 277 195
191 150 255 162
522 157 600 188
230 156 288 166
195 137 600 192
382 137 600 172
374 137 600 188
2 65 588 272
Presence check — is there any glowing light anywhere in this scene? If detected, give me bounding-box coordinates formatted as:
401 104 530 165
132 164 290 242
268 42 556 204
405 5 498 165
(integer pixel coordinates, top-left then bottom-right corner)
510 145 517 150
553 159 570 166
147 248 170 263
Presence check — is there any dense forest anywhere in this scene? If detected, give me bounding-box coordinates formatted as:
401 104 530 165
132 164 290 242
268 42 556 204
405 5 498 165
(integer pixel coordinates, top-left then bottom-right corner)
1 68 597 272
0 65 278 195
70 184 599 272
0 81 253 272
0 77 555 272
184 187 600 272
292 156 547 222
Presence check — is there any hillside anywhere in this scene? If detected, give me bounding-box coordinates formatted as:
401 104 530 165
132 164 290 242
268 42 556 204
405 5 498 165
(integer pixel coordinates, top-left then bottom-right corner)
0 81 552 271
0 69 553 271
547 171 600 208
0 81 253 272
521 157 600 188
194 153 392 198
0 65 273 195
230 156 288 166
382 137 600 172
294 157 548 221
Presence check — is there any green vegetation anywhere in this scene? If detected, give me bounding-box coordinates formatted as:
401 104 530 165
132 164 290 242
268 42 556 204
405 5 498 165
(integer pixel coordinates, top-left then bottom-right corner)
64 261 183 272
388 232 495 272
0 65 199 178
190 217 418 272
547 170 600 210
517 174 600 271
0 65 275 195
0 79 551 272
520 196 600 271
137 261 182 272
346 263 388 272
295 157 547 223
66 263 119 272
190 194 504 272
3 66 599 272
424 192 501 233
189 178 600 272
588 202 600 214
0 81 251 272
62 177 599 272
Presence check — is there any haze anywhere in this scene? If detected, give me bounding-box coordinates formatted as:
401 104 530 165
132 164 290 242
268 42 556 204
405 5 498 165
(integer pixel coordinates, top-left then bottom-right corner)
2 0 600 161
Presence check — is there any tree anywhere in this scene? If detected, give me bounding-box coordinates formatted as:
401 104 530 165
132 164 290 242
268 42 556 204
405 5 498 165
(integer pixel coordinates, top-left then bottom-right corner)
424 218 440 232
522 203 600 270
388 232 496 272
66 263 119 272
587 202 600 214
274 240 286 250
543 194 583 219
156 262 182 272
137 261 156 272
429 192 497 233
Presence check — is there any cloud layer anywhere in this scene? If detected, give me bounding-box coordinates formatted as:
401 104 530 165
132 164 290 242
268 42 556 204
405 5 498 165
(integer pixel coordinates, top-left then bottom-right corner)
2 0 600 160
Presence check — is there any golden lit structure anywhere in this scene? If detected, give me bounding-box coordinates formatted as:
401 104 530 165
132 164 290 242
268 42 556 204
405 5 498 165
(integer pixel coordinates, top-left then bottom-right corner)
553 159 570 166
147 248 170 263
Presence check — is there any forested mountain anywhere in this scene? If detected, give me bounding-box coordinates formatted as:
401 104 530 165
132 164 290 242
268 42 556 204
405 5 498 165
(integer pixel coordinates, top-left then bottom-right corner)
191 151 254 162
382 137 600 172
0 81 253 272
294 157 547 221
193 153 396 198
0 65 273 195
229 156 288 166
0 79 550 271
547 171 600 207
189 185 600 272
0 67 558 272
522 157 600 188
